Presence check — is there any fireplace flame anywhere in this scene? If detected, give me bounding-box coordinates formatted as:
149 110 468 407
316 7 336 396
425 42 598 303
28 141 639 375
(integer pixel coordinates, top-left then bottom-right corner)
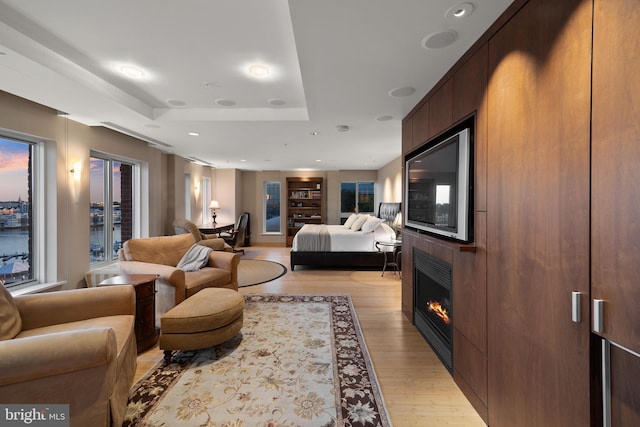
427 300 451 324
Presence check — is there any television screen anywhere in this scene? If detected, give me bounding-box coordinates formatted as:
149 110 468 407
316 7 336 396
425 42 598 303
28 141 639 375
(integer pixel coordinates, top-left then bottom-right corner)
405 126 472 243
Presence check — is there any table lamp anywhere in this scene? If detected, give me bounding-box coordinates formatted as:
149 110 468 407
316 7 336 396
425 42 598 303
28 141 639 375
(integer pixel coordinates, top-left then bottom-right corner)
209 200 220 225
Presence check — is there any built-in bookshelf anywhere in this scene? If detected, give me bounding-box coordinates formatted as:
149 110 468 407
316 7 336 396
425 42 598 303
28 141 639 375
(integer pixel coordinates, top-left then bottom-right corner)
286 177 323 246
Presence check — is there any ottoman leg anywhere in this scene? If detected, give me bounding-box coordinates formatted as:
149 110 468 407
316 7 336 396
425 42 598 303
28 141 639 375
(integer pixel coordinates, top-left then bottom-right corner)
163 350 173 364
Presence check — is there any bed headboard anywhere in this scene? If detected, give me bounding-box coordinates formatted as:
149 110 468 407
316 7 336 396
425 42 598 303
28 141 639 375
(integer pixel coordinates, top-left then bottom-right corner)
377 202 401 225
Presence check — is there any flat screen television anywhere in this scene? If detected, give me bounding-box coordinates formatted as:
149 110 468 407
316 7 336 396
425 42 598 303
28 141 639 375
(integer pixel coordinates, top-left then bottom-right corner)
404 124 473 243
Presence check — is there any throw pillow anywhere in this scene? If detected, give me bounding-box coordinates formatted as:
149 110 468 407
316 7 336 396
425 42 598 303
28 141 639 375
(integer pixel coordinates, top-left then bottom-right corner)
350 214 370 232
343 213 358 228
176 244 213 272
0 285 22 341
361 216 385 233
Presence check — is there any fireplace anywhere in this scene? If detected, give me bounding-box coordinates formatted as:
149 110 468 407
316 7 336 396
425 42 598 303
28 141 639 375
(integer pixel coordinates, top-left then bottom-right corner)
413 248 453 372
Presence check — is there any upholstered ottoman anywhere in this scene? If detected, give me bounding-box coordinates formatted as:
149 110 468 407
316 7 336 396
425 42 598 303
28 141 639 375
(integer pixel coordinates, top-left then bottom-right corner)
159 288 244 362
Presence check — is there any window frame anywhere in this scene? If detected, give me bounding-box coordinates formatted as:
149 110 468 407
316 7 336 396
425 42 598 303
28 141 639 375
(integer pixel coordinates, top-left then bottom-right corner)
89 150 140 266
340 181 375 221
0 129 57 291
263 181 281 234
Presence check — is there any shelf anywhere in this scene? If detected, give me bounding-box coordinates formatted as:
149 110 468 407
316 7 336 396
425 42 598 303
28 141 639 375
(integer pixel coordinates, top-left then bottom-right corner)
286 176 324 246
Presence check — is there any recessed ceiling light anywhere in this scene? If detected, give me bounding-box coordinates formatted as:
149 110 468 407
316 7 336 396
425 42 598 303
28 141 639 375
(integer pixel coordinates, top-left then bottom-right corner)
249 64 269 78
310 131 319 136
216 99 236 107
446 2 475 19
188 132 199 136
120 65 145 79
376 115 393 122
268 98 286 106
315 159 322 162
336 125 350 132
240 159 247 162
389 86 416 98
422 30 458 50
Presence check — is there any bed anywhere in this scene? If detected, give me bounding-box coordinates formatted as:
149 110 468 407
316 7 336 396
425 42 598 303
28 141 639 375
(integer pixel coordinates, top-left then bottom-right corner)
290 202 401 270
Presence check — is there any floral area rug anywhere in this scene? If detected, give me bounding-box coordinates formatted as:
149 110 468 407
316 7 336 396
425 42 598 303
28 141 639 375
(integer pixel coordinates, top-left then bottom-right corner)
125 294 392 427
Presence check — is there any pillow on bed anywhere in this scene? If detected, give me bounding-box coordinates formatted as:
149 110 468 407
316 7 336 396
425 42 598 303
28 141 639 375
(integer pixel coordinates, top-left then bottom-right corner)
343 213 358 228
361 216 384 233
350 214 370 231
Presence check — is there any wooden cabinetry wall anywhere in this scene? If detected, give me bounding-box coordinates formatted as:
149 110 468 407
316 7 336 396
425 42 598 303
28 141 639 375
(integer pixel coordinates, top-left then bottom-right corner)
401 0 640 425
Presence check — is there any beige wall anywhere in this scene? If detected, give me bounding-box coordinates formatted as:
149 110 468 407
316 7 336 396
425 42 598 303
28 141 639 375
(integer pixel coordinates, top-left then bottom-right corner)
377 156 403 205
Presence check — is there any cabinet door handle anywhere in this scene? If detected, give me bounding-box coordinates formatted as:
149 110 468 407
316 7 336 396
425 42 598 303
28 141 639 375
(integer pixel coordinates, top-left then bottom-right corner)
593 299 605 333
571 291 581 323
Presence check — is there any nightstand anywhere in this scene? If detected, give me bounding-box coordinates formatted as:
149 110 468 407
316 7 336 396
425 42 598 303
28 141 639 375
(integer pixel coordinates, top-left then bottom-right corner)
99 274 159 353
375 239 402 278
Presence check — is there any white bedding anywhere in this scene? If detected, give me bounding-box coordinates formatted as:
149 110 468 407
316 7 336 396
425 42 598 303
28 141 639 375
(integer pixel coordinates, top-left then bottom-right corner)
292 222 396 252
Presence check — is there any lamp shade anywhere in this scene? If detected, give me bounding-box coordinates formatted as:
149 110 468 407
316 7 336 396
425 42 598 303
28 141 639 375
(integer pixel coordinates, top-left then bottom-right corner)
209 200 220 210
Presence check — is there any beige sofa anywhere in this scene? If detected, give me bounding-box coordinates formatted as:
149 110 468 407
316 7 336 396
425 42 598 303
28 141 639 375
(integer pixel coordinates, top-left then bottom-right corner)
0 285 137 427
118 233 240 326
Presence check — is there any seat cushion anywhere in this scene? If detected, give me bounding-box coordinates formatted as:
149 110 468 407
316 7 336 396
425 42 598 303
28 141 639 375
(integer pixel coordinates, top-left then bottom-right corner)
16 315 136 369
0 285 21 341
161 288 244 334
184 267 232 297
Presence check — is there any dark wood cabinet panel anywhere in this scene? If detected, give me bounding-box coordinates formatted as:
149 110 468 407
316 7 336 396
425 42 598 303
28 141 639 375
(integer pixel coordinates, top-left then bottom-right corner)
428 79 453 139
453 44 488 123
453 212 486 354
453 329 488 422
411 101 430 150
610 345 640 425
486 0 592 425
402 116 413 155
591 0 640 355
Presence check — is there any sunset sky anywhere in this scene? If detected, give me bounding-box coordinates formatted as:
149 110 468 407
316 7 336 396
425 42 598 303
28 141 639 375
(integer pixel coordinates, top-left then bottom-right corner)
0 138 29 202
0 138 123 203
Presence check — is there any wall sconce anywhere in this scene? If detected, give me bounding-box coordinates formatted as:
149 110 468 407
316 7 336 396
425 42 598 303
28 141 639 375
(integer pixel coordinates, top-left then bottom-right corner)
209 200 220 225
70 161 82 204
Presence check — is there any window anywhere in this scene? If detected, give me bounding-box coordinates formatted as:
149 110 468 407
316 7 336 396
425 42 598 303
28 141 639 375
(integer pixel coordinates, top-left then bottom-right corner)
90 154 135 264
340 181 375 221
0 137 34 287
264 181 281 233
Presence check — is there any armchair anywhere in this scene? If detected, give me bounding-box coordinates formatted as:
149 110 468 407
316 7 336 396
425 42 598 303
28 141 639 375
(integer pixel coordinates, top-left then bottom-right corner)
118 233 240 326
0 285 137 427
172 217 231 251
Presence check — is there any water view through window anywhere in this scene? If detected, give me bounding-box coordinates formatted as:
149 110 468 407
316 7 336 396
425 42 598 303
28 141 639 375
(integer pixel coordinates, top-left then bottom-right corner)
0 137 33 287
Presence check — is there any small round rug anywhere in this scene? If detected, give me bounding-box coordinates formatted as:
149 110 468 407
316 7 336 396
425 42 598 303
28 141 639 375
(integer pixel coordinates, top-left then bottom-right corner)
237 259 287 287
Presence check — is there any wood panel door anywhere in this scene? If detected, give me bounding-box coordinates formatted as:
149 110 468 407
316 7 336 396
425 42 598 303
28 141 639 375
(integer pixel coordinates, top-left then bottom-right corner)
591 0 640 355
486 0 592 425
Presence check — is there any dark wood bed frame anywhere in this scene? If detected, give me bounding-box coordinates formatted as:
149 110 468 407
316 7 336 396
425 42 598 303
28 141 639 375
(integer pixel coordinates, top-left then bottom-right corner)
290 202 401 271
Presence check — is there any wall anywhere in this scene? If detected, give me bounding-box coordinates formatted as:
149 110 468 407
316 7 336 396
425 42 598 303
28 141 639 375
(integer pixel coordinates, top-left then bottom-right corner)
377 156 402 205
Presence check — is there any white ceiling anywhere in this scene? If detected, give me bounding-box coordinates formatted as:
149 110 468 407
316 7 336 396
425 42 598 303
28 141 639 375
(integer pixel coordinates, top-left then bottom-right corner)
0 0 513 171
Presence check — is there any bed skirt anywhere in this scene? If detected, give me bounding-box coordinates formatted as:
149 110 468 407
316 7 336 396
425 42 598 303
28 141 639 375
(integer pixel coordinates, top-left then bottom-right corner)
290 251 384 271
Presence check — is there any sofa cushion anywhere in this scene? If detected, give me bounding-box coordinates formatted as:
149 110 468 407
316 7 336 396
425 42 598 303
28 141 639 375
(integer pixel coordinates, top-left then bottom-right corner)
176 244 213 272
16 315 136 373
184 267 233 297
123 234 195 266
0 285 22 341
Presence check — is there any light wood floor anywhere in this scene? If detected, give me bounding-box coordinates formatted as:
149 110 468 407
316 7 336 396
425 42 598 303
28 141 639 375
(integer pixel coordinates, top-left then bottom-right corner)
134 246 486 427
